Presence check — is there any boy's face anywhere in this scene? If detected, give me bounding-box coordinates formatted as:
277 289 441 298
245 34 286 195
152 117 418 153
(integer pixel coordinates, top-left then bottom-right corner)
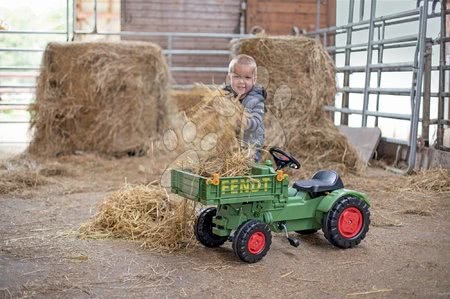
228 63 257 97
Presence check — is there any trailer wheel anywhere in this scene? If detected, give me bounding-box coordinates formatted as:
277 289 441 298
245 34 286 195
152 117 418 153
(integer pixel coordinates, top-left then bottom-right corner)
195 207 228 247
323 197 370 248
232 220 272 263
295 229 318 235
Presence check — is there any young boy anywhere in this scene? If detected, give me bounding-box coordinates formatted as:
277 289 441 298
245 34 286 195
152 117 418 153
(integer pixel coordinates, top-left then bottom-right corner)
224 54 266 162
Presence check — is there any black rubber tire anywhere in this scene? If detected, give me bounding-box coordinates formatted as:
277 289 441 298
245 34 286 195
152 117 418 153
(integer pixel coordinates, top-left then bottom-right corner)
194 207 228 248
322 196 370 249
232 220 272 263
295 229 319 235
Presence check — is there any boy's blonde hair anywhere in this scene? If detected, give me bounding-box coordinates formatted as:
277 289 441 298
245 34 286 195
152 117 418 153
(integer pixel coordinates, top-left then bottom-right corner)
228 54 257 74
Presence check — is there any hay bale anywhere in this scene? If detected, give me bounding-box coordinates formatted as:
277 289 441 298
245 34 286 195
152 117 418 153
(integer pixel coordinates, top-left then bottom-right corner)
231 36 363 174
79 184 197 251
29 41 170 157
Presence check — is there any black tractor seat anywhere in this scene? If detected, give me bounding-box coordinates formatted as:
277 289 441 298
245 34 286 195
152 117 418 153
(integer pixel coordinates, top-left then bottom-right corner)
293 170 344 198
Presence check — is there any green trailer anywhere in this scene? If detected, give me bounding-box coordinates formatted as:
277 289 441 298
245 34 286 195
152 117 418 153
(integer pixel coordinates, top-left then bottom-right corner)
171 148 370 263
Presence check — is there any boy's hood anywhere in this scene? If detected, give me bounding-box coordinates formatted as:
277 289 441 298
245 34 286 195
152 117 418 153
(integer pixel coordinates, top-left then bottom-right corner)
246 85 267 102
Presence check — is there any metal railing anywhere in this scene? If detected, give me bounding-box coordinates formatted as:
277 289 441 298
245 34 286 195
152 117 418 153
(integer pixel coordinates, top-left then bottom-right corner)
308 0 449 173
435 0 449 150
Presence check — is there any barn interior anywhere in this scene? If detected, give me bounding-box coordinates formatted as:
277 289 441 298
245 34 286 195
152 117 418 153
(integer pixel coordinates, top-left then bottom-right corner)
0 0 449 297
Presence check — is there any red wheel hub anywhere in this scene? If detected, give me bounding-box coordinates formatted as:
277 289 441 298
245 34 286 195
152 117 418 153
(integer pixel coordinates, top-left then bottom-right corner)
338 207 363 238
248 232 266 254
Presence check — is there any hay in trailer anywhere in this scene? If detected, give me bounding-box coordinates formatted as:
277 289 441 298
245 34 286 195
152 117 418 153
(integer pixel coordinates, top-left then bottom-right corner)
28 41 170 157
179 147 255 178
79 183 197 251
231 36 364 175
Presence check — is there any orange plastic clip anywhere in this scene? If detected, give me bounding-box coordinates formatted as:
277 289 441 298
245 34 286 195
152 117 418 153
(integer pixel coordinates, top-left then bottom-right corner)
276 170 288 182
207 173 220 186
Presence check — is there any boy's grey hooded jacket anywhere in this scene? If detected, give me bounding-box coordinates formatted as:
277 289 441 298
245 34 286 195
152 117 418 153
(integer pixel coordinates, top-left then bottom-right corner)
225 85 266 147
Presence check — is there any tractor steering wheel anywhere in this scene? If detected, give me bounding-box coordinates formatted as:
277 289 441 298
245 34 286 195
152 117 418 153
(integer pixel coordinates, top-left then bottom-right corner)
269 147 301 170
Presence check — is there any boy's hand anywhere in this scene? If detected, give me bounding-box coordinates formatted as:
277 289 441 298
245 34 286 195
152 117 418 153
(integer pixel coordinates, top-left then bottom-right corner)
242 111 251 129
236 115 248 129
234 115 245 137
234 117 242 135
233 112 250 137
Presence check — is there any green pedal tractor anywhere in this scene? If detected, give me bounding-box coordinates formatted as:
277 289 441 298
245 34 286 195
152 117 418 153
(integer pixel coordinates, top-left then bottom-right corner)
171 148 370 263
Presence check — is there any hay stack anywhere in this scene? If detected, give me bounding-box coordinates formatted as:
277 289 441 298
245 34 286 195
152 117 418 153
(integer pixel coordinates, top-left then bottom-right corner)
231 36 363 174
80 184 197 251
29 41 170 157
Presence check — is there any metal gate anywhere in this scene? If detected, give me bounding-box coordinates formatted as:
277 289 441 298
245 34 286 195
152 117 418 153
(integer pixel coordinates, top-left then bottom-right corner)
307 0 449 173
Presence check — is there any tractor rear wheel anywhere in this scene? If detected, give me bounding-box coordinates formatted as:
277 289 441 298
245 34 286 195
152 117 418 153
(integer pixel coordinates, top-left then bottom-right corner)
195 207 228 248
232 220 272 263
322 197 370 248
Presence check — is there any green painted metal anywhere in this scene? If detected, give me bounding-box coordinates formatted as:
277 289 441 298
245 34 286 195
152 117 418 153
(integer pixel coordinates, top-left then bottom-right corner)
170 168 288 206
171 163 369 238
315 189 370 213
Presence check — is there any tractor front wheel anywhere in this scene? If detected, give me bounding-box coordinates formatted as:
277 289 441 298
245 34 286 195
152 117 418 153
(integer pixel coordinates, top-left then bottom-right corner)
232 220 272 263
195 207 228 248
322 197 370 248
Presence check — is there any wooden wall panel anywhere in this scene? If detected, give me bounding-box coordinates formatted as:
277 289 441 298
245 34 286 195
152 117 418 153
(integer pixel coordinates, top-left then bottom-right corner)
121 0 336 85
121 0 240 85
246 0 336 36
